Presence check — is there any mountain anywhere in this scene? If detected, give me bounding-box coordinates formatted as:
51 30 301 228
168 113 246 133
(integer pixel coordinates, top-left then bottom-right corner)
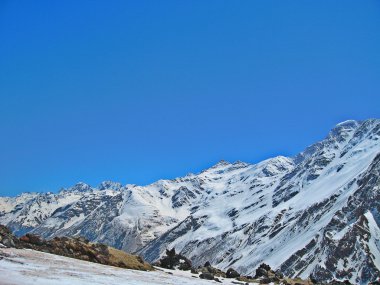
1 119 379 284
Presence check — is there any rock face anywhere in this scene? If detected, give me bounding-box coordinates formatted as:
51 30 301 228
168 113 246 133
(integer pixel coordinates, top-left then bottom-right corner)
1 119 380 284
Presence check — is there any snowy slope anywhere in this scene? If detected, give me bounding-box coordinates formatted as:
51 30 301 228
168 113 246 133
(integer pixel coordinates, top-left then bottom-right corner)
0 247 246 285
1 119 379 284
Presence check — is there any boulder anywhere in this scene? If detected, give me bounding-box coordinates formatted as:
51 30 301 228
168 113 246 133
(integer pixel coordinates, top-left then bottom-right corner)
255 263 277 279
157 248 192 271
255 267 268 278
226 268 240 278
19 235 30 243
200 272 215 280
24 234 43 245
198 265 226 278
178 258 192 271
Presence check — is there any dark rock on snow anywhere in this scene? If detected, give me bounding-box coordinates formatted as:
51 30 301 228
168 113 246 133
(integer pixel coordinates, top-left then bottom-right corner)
226 267 240 278
199 272 215 280
156 248 192 271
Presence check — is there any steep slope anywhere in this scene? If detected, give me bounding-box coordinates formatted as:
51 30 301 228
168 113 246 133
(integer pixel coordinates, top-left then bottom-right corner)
0 119 379 284
139 119 380 284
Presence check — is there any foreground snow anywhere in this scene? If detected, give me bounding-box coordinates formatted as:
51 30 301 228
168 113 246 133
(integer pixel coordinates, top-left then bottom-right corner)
0 248 253 285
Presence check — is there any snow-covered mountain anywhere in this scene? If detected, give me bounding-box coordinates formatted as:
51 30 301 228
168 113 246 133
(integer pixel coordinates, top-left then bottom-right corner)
1 119 379 284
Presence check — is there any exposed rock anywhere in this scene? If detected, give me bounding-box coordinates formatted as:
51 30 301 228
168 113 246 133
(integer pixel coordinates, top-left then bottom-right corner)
255 263 271 278
0 225 20 248
156 248 192 271
1 225 153 271
199 272 215 280
198 265 227 278
226 268 240 278
20 234 44 245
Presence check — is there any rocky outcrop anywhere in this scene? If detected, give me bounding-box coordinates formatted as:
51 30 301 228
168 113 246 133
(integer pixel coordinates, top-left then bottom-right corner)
0 225 21 248
154 248 192 270
197 264 227 278
0 225 153 271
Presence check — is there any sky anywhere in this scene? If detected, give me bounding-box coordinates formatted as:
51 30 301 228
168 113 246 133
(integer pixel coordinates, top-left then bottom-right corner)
0 1 379 196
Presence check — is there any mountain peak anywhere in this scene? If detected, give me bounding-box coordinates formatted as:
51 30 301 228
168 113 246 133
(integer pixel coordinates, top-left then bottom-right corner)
335 119 358 128
258 156 294 176
65 182 92 193
328 119 359 140
98 181 123 191
213 160 230 167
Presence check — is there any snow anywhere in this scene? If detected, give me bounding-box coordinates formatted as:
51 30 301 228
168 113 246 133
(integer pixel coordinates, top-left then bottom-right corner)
0 248 254 285
365 211 380 268
331 224 352 240
61 213 85 229
0 193 39 215
335 120 358 127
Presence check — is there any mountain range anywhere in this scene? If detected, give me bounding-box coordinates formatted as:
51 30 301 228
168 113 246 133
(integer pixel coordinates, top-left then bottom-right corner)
1 119 379 284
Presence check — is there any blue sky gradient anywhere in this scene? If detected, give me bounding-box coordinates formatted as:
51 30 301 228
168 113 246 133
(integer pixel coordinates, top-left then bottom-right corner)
1 1 379 196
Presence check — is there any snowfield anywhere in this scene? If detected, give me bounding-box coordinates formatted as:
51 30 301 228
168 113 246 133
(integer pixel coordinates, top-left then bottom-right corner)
0 247 254 285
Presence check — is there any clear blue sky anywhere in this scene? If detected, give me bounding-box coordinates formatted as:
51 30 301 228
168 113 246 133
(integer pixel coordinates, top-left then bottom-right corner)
1 1 379 196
